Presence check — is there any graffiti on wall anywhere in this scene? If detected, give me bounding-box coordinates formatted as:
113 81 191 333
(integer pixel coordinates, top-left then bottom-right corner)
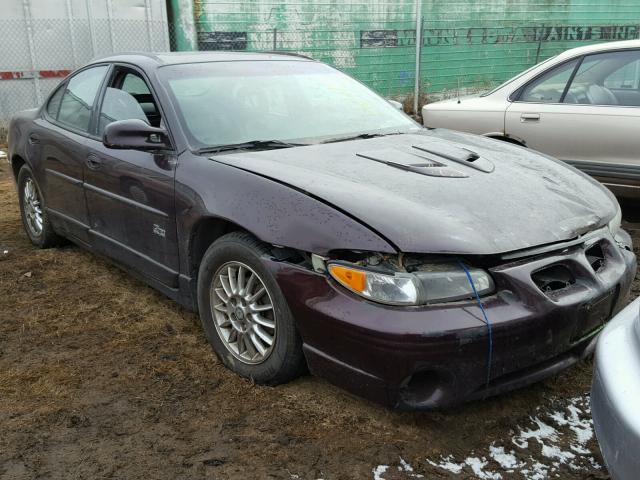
360 24 640 48
198 31 247 50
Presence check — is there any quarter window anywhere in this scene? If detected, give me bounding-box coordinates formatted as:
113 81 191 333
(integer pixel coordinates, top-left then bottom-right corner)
57 66 109 132
46 85 64 118
517 58 580 103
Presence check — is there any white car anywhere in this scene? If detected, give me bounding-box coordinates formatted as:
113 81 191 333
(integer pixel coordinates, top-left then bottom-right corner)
422 39 640 198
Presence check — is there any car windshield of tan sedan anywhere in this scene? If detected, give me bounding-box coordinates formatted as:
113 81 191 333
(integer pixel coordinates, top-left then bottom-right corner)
159 60 419 149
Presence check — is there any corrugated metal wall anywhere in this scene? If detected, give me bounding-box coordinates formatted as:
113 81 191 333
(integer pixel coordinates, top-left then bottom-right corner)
0 0 169 130
189 0 640 99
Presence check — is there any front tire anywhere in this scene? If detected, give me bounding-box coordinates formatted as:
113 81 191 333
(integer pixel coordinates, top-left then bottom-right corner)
197 231 305 384
17 165 63 248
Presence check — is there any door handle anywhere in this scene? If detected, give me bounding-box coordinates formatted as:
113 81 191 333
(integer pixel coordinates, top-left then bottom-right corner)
520 113 540 122
85 154 102 170
28 134 40 145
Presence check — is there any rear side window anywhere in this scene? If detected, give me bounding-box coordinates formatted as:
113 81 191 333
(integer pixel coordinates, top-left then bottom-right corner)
517 58 579 103
57 66 109 132
46 86 64 118
564 50 640 106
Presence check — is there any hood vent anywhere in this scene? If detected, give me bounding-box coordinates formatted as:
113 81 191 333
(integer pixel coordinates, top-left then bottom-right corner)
356 148 468 178
413 142 495 173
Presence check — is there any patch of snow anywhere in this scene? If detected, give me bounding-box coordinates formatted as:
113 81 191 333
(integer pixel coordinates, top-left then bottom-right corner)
541 444 575 463
489 445 520 469
512 417 558 449
397 457 424 478
521 459 550 479
373 465 388 480
464 457 502 479
426 456 464 474
424 394 601 479
398 457 414 472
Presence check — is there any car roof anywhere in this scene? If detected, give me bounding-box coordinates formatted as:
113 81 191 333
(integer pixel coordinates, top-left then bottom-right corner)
88 51 315 70
555 39 640 60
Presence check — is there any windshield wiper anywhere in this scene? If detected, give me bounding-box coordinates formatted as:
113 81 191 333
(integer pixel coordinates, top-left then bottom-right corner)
321 132 403 144
195 139 308 155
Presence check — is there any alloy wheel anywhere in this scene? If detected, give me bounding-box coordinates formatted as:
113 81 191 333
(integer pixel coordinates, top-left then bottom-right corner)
23 177 43 237
210 261 277 364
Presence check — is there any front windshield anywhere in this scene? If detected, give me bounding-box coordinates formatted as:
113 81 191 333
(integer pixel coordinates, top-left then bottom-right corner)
158 60 419 149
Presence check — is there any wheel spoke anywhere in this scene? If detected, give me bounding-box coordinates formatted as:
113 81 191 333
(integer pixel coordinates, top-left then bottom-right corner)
218 318 232 329
213 303 227 313
227 266 237 294
252 313 275 329
244 273 256 297
237 332 246 353
220 275 233 298
214 287 229 303
253 324 274 346
243 334 258 359
249 332 267 356
247 286 266 303
250 303 273 313
237 266 246 295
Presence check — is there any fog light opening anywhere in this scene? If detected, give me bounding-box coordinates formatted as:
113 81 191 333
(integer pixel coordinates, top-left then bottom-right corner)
531 265 576 293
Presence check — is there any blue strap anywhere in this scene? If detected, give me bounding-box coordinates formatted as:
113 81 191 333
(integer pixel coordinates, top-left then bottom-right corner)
458 261 493 391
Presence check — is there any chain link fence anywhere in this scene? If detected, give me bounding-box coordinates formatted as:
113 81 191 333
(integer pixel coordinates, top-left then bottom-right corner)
3 1 640 143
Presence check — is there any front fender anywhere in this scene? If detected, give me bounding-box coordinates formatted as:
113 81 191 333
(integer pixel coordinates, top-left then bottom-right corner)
175 154 396 272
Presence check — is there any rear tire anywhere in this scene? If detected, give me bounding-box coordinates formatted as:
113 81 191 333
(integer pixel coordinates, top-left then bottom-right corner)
197 231 305 384
17 165 64 248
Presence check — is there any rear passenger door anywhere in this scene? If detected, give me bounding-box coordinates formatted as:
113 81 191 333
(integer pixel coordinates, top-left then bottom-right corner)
35 65 110 244
83 66 180 288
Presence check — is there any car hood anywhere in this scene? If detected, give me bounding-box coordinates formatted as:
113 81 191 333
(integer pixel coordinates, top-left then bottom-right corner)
211 130 617 255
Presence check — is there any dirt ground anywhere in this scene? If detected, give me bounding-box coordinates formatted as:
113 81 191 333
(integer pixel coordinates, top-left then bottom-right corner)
1 160 638 480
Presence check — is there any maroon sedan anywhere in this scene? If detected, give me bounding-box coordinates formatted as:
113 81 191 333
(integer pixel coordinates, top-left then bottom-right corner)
7 52 636 409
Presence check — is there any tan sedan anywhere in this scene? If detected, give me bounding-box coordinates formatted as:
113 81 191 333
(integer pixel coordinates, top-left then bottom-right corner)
422 39 640 198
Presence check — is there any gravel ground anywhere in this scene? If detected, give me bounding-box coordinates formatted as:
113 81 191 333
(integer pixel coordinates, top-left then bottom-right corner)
1 160 638 480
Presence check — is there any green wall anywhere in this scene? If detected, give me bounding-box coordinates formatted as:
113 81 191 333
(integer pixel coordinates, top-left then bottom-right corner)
181 1 640 99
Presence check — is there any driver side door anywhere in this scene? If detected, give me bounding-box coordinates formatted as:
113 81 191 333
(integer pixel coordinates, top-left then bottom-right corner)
83 66 180 288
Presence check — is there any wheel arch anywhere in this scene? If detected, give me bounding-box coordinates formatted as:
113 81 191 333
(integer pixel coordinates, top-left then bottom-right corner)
187 216 252 280
10 154 27 181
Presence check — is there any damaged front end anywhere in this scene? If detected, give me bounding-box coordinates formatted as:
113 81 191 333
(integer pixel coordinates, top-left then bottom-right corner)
263 220 636 409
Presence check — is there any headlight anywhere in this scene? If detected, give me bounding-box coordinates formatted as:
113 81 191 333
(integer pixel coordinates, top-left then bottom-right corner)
327 261 494 306
607 204 622 236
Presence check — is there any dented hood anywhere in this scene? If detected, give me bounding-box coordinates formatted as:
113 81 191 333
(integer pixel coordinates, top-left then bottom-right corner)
211 129 617 255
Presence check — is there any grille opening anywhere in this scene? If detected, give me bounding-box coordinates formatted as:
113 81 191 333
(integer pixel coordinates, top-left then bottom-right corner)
532 265 576 293
585 243 605 272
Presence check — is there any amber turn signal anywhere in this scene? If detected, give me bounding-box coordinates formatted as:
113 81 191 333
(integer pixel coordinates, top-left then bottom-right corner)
328 264 367 293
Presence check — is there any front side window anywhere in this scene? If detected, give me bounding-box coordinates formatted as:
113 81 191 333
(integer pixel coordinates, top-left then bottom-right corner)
57 66 108 132
97 69 161 136
158 60 419 149
517 58 580 103
98 88 150 136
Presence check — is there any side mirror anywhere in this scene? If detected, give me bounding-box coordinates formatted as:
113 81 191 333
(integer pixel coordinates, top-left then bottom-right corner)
387 99 404 111
103 119 171 151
